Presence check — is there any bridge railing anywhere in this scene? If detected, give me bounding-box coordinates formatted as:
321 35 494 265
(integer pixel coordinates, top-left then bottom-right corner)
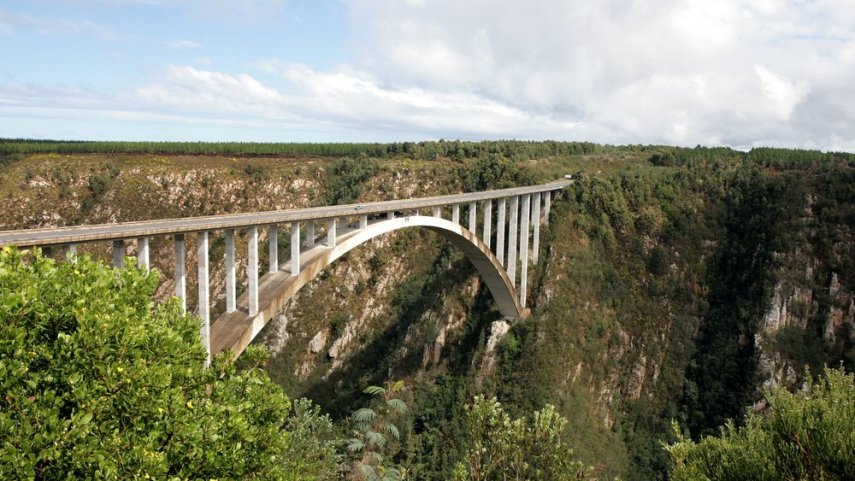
0 179 571 364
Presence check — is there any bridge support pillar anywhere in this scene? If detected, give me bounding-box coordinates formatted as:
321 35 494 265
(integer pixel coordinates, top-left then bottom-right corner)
66 243 77 261
544 191 552 225
507 196 519 285
112 240 124 268
248 226 259 316
452 204 460 224
360 214 368 229
432 206 441 218
386 211 395 220
291 222 300 275
268 225 278 273
327 219 337 247
468 201 477 232
174 234 186 313
306 221 315 248
496 198 506 266
137 237 149 271
483 199 492 248
519 194 531 307
532 192 541 263
197 231 211 366
225 229 236 313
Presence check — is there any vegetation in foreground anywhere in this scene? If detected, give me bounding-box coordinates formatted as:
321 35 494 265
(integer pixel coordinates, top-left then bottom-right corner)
668 367 855 480
0 248 599 480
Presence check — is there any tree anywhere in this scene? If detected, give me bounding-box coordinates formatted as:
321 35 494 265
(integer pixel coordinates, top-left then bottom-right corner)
0 248 335 480
452 396 592 481
347 381 410 481
668 366 855 481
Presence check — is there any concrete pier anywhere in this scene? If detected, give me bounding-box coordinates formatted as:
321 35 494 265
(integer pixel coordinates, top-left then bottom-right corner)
197 231 210 366
225 229 236 313
112 240 124 268
137 237 149 271
268 224 278 274
532 192 541 263
174 234 186 313
507 196 519 285
248 226 259 316
519 194 531 307
291 222 300 275
496 198 506 266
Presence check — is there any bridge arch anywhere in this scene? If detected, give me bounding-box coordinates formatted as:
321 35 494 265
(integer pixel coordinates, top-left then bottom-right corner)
210 215 527 359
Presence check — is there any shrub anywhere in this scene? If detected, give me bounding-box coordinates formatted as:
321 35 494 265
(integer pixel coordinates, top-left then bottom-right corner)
668 366 855 481
0 248 334 480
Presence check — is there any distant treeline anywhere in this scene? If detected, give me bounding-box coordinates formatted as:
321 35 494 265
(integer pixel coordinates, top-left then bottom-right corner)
0 138 621 159
2 138 852 167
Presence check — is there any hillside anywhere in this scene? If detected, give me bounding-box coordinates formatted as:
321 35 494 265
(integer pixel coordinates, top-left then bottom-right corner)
1 141 853 480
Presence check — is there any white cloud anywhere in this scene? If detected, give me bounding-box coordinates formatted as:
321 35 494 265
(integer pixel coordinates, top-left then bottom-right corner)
3 0 855 148
165 39 202 49
336 0 855 149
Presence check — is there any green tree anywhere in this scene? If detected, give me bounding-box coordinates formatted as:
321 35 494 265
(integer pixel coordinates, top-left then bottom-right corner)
668 366 855 481
0 247 335 480
346 381 410 481
452 396 592 481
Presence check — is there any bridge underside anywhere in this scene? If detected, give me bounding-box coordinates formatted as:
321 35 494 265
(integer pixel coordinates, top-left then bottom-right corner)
210 216 527 358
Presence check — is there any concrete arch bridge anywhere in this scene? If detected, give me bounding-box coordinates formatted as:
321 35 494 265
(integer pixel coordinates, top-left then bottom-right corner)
0 180 571 364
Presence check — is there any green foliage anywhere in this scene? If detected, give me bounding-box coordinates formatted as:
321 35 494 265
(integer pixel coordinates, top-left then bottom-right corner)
452 396 593 481
683 168 810 438
325 156 381 205
668 366 855 481
0 248 335 480
347 381 410 480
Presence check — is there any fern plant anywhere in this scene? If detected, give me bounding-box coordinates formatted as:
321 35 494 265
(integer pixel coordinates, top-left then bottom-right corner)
346 381 410 480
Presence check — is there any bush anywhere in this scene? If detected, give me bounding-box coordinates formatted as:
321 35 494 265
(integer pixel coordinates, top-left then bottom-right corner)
0 248 335 480
668 366 855 480
453 396 593 481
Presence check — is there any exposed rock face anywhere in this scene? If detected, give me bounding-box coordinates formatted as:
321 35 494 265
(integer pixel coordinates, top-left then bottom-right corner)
309 330 328 354
475 319 512 386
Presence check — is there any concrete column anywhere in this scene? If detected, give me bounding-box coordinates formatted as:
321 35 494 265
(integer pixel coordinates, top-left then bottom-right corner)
360 214 368 229
225 229 236 313
306 221 315 248
112 240 124 268
468 201 477 232
291 222 300 275
197 231 210 366
544 191 552 225
452 204 460 224
483 199 492 248
507 196 519 285
496 198 506 266
248 226 259 316
174 234 186 314
66 243 78 261
268 224 278 273
386 211 395 220
532 192 541 263
137 237 149 271
519 194 531 307
327 218 337 247
432 206 442 218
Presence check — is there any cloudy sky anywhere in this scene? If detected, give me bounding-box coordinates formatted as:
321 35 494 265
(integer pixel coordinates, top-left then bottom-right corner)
1 0 854 150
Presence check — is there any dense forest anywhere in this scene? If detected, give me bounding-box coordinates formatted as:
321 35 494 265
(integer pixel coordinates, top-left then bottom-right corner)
1 140 854 480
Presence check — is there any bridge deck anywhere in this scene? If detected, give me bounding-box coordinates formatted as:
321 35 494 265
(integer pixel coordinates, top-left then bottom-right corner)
0 180 571 248
210 221 366 356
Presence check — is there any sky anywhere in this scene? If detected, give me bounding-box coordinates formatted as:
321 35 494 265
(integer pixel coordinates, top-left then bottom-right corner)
1 0 854 150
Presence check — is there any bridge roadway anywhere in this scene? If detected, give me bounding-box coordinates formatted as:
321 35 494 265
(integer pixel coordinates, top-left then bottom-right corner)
0 180 571 248
0 179 573 364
